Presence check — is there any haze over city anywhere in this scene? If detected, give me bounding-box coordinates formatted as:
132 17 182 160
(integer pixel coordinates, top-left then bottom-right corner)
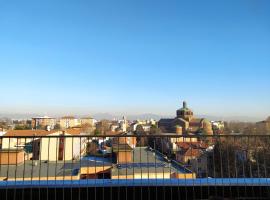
0 0 270 120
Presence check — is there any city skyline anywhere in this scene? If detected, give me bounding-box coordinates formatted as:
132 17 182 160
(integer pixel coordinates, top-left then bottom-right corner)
0 0 270 119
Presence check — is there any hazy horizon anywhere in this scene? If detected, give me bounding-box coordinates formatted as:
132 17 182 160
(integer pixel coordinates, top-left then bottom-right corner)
0 1 269 119
0 104 268 122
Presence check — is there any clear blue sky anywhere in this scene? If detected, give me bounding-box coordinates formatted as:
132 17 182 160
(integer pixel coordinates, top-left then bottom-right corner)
0 0 269 119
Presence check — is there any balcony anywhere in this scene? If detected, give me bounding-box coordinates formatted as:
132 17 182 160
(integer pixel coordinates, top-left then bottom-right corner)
0 134 270 199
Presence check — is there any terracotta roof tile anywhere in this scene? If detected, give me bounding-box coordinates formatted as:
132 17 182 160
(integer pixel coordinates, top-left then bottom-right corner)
4 129 82 137
4 130 57 137
176 142 208 150
181 148 202 157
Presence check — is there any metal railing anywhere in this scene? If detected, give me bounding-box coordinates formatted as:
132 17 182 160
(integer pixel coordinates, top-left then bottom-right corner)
0 134 270 199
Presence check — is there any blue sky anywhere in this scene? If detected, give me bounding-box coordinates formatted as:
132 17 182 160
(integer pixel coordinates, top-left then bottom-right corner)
0 0 269 119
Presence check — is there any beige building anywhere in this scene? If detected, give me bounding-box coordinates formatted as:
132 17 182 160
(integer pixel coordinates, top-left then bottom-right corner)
37 129 86 161
60 116 96 129
60 116 81 129
80 117 95 126
2 129 86 162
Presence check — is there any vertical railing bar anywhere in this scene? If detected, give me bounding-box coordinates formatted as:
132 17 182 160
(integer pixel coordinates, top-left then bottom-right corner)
125 136 127 200
226 136 232 198
5 137 11 200
71 136 74 200
255 136 262 198
30 136 35 200
241 137 249 197
218 136 224 198
161 136 165 200
169 137 172 200
154 138 157 200
22 137 27 200
117 137 120 200
94 136 97 200
147 135 150 200
233 135 239 198
110 136 113 200
47 137 50 200
263 137 267 177
191 138 195 200
54 136 58 200
198 136 203 200
62 135 66 200
0 137 2 197
246 137 254 178
212 135 217 198
38 137 42 200
103 136 105 200
247 136 255 197
176 136 180 200
62 134 67 200
79 137 81 200
140 135 142 200
14 136 19 200
0 136 2 198
132 136 135 200
184 136 187 200
86 136 89 200
206 136 210 198
263 136 269 198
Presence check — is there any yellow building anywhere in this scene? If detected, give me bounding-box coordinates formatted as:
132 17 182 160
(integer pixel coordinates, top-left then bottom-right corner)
2 129 86 161
80 117 95 127
60 116 81 129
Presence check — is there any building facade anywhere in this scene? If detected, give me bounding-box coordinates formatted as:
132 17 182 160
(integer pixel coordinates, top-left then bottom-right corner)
60 116 81 129
31 116 56 130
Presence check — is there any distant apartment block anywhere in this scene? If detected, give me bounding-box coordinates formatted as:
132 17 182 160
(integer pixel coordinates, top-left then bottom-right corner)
31 116 56 129
60 116 95 129
80 117 95 127
60 116 81 129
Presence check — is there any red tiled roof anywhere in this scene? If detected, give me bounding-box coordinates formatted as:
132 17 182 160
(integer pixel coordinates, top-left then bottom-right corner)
4 130 58 137
4 129 82 137
176 142 208 150
64 129 81 135
182 148 202 157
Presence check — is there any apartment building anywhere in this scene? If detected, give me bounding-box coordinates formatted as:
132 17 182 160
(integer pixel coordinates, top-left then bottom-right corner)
60 116 81 129
2 129 86 162
31 116 56 129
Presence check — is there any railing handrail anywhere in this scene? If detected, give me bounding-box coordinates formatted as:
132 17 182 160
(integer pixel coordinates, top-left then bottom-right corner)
1 133 270 139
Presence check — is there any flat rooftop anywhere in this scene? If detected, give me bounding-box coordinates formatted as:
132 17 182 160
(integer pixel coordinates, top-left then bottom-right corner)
0 160 112 180
111 147 192 177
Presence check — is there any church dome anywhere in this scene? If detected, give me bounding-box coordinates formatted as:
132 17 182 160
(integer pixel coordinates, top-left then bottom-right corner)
176 101 193 119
